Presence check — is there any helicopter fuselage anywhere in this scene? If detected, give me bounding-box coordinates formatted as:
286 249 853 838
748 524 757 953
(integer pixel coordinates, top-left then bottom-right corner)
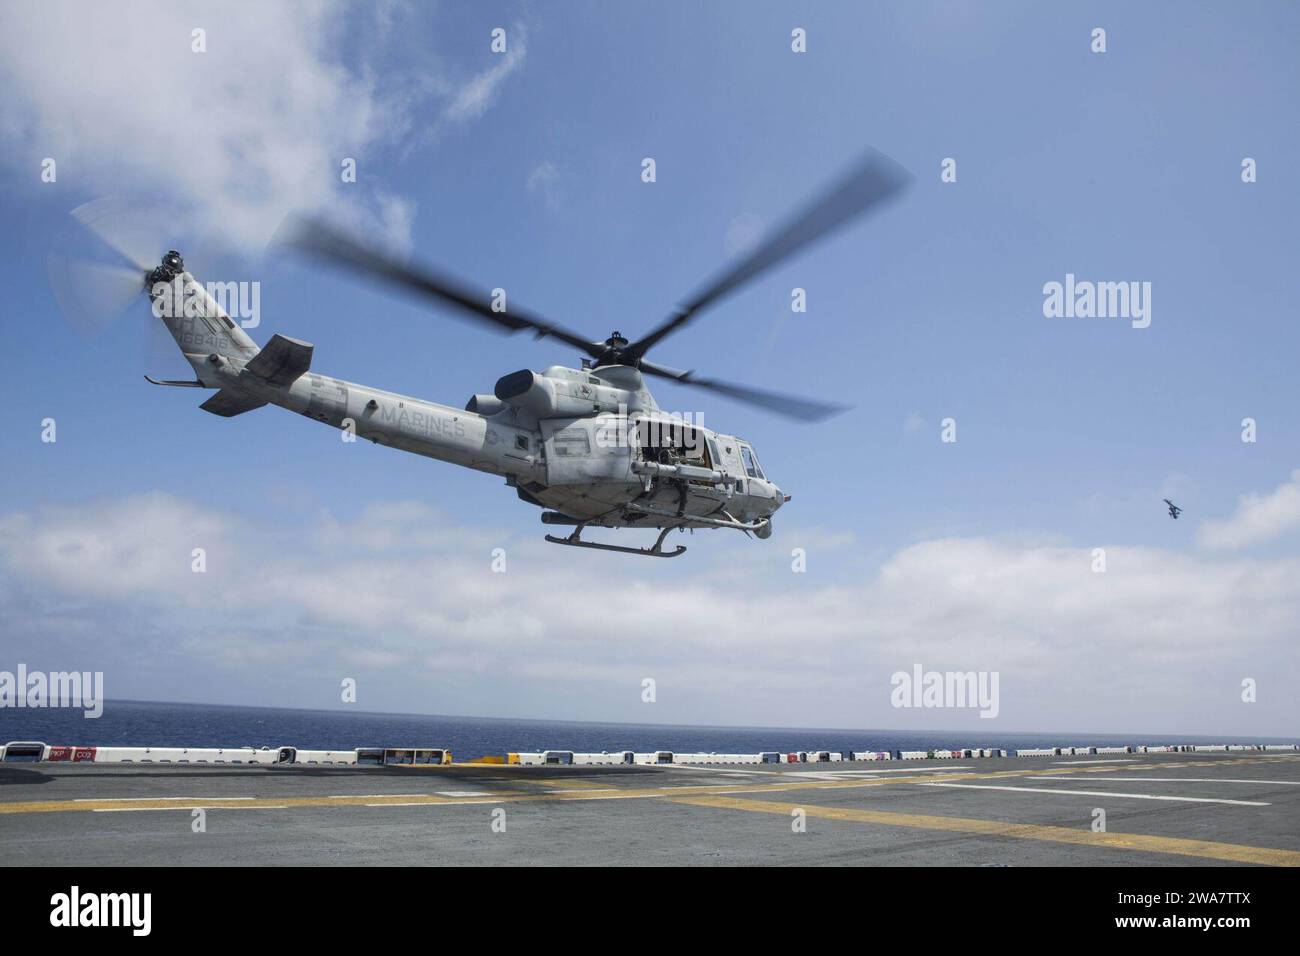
80 149 908 554
162 272 785 540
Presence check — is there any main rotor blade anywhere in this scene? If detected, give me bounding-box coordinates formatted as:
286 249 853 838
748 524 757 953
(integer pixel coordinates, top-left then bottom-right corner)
627 148 911 360
640 360 849 422
282 215 603 356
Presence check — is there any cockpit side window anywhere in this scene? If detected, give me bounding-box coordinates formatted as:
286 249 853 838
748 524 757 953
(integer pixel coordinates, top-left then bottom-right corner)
707 437 722 470
741 445 762 479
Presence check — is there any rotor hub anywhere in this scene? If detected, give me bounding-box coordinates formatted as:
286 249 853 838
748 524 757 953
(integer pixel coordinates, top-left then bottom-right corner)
595 330 631 367
147 250 185 286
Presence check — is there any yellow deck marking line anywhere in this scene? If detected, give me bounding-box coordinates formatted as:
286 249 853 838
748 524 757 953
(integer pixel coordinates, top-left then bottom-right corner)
0 769 1221 815
0 794 472 814
388 762 533 769
921 782 1270 806
325 794 427 799
0 772 982 815
525 778 623 790
663 765 968 776
663 794 1300 866
74 796 258 802
1036 776 1300 786
1012 756 1300 778
365 801 492 807
3 756 1295 817
0 770 1204 814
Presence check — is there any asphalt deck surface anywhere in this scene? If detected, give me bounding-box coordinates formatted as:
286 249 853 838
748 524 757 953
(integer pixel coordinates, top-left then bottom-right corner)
2 752 1298 866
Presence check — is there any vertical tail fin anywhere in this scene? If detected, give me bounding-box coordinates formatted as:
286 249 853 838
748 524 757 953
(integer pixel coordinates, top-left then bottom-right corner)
148 267 260 375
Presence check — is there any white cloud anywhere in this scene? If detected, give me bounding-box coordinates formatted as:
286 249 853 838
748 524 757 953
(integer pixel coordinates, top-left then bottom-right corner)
0 3 524 250
442 27 527 123
1 493 1296 735
0 492 228 601
1198 469 1300 551
526 160 560 208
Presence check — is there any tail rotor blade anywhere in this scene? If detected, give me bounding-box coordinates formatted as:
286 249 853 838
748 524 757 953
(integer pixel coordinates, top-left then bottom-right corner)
46 256 146 339
70 198 165 273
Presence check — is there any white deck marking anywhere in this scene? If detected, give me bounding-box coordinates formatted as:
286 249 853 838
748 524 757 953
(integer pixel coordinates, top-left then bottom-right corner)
1038 776 1300 786
1051 759 1136 764
921 782 1269 806
662 766 782 776
93 805 289 812
838 767 973 774
788 770 903 777
665 765 971 776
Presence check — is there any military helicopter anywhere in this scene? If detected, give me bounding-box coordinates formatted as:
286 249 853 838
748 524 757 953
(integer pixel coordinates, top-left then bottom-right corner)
56 149 910 557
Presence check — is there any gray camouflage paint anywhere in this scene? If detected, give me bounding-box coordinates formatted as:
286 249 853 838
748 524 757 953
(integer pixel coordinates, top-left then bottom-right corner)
153 273 785 536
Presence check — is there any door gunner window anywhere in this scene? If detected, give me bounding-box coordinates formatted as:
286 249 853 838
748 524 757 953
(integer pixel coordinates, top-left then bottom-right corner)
638 419 708 467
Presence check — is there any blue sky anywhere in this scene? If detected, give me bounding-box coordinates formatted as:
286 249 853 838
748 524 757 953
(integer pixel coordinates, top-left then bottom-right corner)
0 2 1297 736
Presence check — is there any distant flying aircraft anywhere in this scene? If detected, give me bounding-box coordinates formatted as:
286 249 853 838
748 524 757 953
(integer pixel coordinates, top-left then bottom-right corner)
1163 498 1182 519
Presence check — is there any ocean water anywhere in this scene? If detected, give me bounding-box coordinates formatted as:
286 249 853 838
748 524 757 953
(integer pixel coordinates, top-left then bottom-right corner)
0 700 1293 756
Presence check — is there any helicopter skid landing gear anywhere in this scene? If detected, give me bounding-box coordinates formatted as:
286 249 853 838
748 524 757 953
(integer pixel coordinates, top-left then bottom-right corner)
544 524 686 558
